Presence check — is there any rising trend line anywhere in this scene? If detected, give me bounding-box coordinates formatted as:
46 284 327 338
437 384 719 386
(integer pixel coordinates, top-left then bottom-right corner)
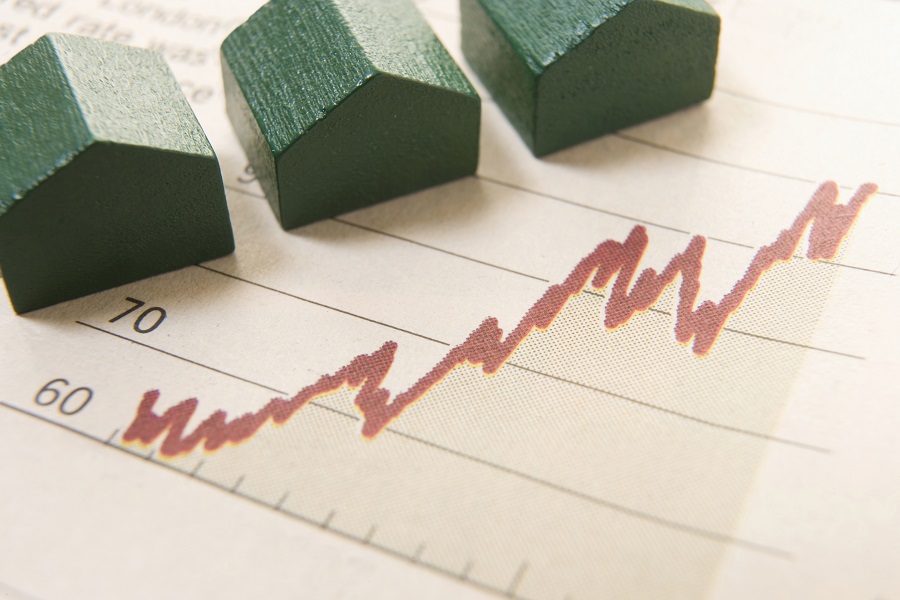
124 181 878 457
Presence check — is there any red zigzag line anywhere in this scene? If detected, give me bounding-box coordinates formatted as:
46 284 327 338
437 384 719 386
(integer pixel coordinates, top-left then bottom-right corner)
123 181 879 457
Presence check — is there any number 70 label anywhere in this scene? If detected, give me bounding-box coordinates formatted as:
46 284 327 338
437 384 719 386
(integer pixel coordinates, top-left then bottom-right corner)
109 297 167 334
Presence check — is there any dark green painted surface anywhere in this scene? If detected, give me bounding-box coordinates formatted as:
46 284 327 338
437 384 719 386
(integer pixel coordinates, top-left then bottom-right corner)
461 0 720 156
221 0 481 230
0 34 234 314
0 36 91 215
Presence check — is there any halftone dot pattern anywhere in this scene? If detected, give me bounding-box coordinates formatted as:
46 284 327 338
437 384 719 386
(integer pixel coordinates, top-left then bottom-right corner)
726 257 841 345
121 183 873 456
114 181 875 600
133 244 846 600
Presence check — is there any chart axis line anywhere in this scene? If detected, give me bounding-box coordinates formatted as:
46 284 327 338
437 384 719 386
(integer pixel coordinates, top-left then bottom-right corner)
0 401 542 600
194 264 451 347
0 388 797 557
77 283 840 451
223 181 894 277
74 316 830 450
75 321 288 395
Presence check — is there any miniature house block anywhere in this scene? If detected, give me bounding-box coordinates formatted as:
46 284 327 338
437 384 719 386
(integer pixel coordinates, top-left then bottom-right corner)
461 0 720 156
0 34 234 314
221 0 481 230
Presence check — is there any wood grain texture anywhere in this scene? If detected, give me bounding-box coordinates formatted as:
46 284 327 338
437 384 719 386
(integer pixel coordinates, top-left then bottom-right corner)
53 34 214 157
0 35 91 215
461 0 720 156
221 0 481 230
0 34 234 314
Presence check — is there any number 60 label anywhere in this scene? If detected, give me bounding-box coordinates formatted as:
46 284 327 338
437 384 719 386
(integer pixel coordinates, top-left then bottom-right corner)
35 379 93 416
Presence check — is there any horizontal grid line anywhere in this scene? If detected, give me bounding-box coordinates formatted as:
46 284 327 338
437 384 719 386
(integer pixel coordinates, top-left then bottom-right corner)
190 262 851 439
198 251 862 365
76 321 286 394
332 217 551 283
612 133 898 198
223 184 264 198
645 308 864 360
76 292 831 452
614 132 814 186
74 321 359 424
0 401 538 600
0 399 793 560
476 176 894 276
721 327 865 360
505 361 830 453
194 264 451 347
815 260 895 277
76 292 832 454
714 87 900 129
474 174 694 236
417 7 900 130
317 413 794 556
224 176 893 278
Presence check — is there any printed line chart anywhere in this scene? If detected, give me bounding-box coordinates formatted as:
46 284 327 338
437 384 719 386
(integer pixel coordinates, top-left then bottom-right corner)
5 174 888 599
123 181 877 456
2 1 899 600
2 163 895 598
